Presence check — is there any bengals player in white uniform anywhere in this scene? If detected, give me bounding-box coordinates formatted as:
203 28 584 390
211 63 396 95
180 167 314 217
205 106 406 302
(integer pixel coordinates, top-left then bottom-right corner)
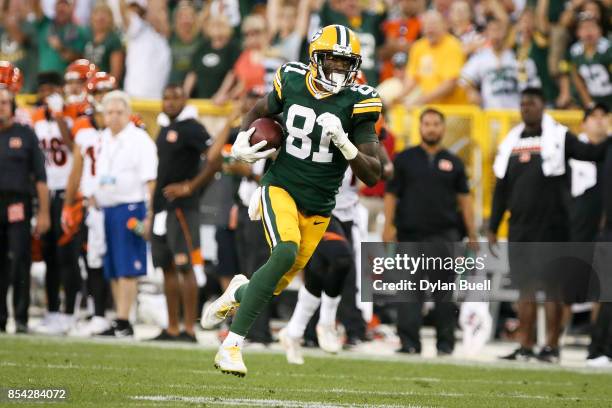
31 66 97 335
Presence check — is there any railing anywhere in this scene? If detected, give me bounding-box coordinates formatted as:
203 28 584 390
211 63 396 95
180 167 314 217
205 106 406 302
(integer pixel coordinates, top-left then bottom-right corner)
16 95 584 234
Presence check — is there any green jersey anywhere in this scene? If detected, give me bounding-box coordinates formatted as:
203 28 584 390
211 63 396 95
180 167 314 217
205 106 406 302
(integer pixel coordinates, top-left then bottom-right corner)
568 38 612 107
263 61 381 216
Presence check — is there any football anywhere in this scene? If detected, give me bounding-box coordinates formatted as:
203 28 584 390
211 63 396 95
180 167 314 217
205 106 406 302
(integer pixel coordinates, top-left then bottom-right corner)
249 117 284 150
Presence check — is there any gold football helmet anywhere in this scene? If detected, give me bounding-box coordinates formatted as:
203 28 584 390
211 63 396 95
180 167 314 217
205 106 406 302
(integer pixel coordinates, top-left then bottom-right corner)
309 24 362 94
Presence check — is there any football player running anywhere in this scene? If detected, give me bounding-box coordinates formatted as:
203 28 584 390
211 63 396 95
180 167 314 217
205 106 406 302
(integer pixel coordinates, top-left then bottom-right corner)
202 24 382 376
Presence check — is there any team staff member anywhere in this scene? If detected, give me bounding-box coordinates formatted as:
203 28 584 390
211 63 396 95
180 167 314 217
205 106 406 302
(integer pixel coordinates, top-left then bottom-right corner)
94 90 157 337
150 84 224 342
0 88 50 333
592 105 612 367
489 88 610 363
383 108 478 356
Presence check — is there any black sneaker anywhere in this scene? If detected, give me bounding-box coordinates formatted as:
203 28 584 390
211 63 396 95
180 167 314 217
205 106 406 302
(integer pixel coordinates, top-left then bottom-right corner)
397 346 420 355
177 331 197 343
98 320 134 338
15 322 28 334
537 346 560 363
150 330 179 341
500 346 535 361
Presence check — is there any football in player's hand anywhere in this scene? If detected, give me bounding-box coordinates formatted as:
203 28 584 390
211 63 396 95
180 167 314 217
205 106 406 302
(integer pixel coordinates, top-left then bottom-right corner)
249 118 283 150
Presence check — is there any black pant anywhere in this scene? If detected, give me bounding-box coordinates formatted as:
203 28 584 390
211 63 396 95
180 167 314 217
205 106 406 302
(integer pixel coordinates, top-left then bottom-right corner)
235 205 272 343
0 195 32 328
41 191 81 314
396 229 459 353
303 217 354 342
589 227 612 358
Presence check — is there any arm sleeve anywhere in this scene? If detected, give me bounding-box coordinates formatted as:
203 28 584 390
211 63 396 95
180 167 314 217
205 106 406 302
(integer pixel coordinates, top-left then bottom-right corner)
565 131 610 162
186 122 212 152
138 134 158 182
460 54 481 88
489 176 508 233
351 91 383 144
440 40 465 80
126 12 144 39
30 130 47 183
266 65 285 114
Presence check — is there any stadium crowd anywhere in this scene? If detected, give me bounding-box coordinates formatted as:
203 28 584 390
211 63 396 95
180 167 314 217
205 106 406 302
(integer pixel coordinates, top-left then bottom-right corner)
0 0 611 368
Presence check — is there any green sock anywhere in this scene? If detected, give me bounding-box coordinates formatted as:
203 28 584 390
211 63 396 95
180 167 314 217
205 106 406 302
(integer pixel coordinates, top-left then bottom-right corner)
234 283 248 303
230 241 298 336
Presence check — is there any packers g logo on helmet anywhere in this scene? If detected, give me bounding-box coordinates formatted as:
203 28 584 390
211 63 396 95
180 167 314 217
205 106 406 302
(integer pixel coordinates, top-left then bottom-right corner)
309 25 362 94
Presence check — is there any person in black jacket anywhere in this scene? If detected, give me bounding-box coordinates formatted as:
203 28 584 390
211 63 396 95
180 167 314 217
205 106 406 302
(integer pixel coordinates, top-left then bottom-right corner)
383 108 478 355
149 84 226 342
0 88 50 333
488 88 610 363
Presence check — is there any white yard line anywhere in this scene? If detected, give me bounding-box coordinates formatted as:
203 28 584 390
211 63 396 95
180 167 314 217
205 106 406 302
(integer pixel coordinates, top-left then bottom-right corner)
131 395 426 408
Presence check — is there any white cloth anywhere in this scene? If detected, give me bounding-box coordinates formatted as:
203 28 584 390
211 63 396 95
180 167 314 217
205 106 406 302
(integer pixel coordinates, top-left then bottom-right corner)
459 302 492 355
156 105 199 128
493 113 567 179
124 12 170 99
33 117 74 191
75 124 103 198
461 48 520 110
569 133 598 198
85 207 106 268
94 122 158 207
333 168 360 222
238 159 267 207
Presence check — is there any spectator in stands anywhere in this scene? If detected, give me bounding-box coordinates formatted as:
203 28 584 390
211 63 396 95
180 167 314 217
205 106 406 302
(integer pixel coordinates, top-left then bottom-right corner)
489 88 609 363
511 6 557 105
151 84 223 342
378 0 422 83
461 18 520 109
317 0 386 86
183 15 239 100
448 0 484 56
25 0 87 74
168 1 202 86
383 108 477 356
224 14 285 99
120 0 170 99
83 1 124 82
266 0 313 63
94 90 157 337
557 13 611 110
0 0 38 93
396 10 467 107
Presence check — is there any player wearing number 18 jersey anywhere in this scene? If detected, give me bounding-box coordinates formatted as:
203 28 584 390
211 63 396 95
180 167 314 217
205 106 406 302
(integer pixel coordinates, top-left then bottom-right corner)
202 24 382 376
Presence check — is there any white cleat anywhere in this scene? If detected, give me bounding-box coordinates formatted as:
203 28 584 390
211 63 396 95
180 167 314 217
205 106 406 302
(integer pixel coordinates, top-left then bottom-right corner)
214 345 247 377
69 316 111 337
587 356 612 368
278 328 304 365
316 324 342 354
34 312 71 335
201 274 249 329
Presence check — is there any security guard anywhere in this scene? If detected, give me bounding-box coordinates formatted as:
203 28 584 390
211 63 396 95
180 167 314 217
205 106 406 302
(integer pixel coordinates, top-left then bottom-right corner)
0 87 50 333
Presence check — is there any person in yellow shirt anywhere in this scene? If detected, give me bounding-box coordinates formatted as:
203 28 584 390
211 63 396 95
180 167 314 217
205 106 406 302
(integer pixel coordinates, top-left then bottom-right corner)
397 10 467 106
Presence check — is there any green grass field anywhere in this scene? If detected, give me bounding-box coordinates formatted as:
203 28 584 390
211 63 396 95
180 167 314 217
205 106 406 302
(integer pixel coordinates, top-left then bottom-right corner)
1 335 612 407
